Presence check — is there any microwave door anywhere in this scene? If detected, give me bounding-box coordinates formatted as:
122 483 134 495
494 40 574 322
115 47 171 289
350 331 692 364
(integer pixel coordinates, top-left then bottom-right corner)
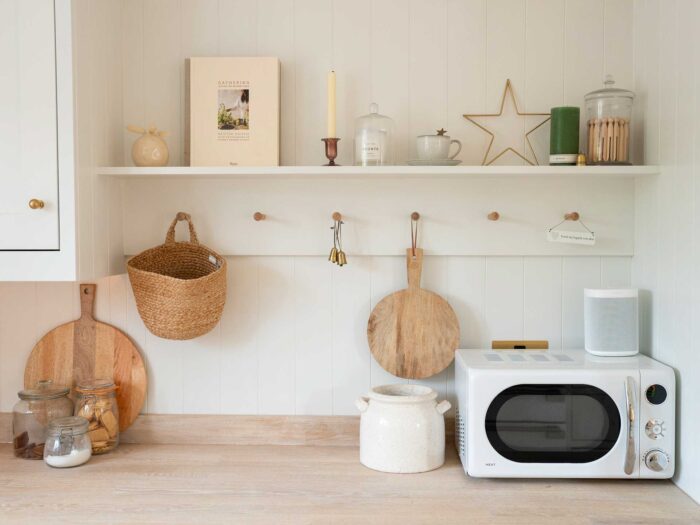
472 370 640 478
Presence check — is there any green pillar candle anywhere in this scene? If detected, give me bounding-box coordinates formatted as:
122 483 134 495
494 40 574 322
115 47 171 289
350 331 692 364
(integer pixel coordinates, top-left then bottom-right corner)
549 106 580 165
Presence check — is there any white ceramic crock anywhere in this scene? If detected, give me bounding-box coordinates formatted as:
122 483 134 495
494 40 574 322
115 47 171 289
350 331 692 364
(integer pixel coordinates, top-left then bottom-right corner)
356 384 451 474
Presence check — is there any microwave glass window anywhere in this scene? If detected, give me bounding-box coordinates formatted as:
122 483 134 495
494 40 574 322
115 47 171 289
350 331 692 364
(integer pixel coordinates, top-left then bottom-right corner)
485 384 621 463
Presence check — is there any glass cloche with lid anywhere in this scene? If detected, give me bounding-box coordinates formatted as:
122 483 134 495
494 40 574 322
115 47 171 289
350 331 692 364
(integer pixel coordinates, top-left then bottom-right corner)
354 103 395 166
584 75 635 165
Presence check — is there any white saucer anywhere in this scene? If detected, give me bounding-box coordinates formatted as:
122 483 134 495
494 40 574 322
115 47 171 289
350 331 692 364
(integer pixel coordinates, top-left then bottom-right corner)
406 159 462 166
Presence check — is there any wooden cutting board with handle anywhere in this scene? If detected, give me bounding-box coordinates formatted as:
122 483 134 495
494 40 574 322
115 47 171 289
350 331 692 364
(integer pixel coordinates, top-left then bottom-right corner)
24 284 147 431
367 248 460 379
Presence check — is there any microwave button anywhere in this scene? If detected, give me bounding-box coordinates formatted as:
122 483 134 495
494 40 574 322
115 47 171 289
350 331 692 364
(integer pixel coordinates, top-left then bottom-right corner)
645 384 667 405
644 449 670 472
645 419 665 439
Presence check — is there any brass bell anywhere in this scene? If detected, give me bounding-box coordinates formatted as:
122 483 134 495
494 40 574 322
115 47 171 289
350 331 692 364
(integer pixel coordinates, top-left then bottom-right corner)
337 250 347 266
328 247 338 263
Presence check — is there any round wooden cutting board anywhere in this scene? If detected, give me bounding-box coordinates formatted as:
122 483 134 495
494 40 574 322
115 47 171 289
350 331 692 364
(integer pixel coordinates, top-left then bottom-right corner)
24 284 147 431
367 248 460 379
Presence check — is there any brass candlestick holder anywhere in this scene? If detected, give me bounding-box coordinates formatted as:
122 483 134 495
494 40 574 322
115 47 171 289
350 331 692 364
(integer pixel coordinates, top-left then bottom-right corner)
322 138 340 166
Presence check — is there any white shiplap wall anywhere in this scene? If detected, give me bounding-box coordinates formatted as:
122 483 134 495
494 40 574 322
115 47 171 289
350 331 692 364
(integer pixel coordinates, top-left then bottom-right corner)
0 256 631 416
1 3 637 417
632 0 700 504
120 0 634 167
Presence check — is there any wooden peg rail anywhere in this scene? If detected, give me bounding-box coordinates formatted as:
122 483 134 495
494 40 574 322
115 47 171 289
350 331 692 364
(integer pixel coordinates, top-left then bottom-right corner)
253 212 266 221
411 212 420 221
487 211 500 221
564 212 580 221
332 212 342 221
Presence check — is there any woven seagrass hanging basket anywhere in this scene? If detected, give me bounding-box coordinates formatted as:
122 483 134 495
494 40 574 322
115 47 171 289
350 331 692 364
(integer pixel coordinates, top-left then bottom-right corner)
127 212 227 340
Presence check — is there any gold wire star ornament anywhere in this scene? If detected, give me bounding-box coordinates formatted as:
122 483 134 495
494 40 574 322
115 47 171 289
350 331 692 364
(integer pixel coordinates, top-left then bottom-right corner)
463 79 551 165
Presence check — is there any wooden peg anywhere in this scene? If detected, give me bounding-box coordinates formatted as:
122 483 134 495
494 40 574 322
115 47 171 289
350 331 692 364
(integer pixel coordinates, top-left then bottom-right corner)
332 212 342 221
253 212 266 221
487 211 500 221
411 212 420 221
565 212 580 221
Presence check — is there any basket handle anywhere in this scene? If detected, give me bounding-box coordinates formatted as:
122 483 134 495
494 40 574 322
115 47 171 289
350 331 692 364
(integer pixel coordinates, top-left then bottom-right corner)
165 212 200 245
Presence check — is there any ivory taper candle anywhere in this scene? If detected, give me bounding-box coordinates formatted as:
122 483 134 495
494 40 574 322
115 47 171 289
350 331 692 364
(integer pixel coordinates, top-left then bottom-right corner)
327 71 336 137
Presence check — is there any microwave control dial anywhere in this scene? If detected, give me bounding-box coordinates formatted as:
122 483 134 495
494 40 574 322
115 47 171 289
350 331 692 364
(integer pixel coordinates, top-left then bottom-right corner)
645 419 665 439
644 449 670 472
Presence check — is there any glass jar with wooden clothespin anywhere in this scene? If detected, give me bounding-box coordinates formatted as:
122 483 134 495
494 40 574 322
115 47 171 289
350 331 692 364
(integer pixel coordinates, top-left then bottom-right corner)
585 76 634 165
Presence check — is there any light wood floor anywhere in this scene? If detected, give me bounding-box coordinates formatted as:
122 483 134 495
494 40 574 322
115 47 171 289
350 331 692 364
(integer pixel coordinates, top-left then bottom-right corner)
1 444 698 524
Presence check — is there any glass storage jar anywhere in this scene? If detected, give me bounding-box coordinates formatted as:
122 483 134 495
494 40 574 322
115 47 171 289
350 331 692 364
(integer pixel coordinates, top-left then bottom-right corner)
44 416 92 468
12 380 73 459
354 103 395 166
74 379 119 454
585 75 634 165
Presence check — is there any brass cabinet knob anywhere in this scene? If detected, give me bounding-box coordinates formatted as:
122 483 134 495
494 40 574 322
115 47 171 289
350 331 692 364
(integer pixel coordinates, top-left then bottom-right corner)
28 199 45 210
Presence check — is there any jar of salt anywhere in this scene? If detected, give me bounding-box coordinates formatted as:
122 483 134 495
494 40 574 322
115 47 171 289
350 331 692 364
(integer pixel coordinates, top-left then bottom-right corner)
43 416 92 468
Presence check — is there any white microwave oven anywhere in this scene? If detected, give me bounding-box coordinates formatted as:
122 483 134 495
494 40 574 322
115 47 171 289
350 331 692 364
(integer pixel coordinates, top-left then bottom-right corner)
455 349 675 479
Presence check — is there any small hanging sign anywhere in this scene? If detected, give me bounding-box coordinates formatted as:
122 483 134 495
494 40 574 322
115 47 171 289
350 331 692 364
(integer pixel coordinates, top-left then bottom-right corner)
547 229 596 245
547 213 596 245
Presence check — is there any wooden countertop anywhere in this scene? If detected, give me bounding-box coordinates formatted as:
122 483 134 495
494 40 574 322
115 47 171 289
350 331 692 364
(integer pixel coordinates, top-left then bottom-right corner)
1 444 698 524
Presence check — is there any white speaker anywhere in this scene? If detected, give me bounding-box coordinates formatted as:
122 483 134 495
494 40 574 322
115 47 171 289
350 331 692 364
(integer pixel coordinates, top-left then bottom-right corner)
584 289 639 356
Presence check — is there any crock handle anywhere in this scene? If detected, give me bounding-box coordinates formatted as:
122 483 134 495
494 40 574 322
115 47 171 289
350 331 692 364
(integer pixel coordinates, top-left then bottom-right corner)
355 396 370 413
436 400 451 415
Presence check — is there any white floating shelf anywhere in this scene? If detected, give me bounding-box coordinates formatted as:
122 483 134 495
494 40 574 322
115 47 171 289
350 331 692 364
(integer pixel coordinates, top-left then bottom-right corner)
98 165 659 179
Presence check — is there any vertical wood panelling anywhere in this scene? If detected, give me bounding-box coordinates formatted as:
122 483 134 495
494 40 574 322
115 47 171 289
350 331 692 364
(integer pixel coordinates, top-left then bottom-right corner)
525 0 564 110
561 257 601 348
0 283 36 411
632 0 700 503
445 257 487 348
293 0 332 166
371 0 410 164
256 0 296 165
219 0 258 55
220 257 259 414
485 257 524 343
257 257 296 414
523 257 562 348
332 258 371 415
143 0 182 165
294 258 333 415
486 0 527 160
600 257 631 287
408 0 448 160
1 1 644 421
564 0 605 149
332 0 371 166
603 0 634 89
122 0 145 164
446 0 487 165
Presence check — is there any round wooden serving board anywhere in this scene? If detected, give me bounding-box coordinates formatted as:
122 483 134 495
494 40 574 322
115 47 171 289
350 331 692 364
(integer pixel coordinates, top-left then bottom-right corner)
24 284 147 431
367 248 460 379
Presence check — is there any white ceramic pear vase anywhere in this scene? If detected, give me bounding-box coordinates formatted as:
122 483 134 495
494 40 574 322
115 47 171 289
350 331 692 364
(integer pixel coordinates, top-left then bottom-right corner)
356 384 451 473
127 125 169 167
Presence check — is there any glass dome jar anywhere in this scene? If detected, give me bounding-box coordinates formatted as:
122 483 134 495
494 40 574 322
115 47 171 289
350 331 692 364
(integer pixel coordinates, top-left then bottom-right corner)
74 379 119 455
44 416 92 468
12 380 73 459
585 75 634 165
354 103 395 166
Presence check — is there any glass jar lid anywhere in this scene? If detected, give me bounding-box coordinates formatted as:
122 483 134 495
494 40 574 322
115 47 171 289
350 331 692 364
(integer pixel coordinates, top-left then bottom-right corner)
47 416 89 436
585 75 634 101
18 380 70 401
75 378 117 394
355 103 393 128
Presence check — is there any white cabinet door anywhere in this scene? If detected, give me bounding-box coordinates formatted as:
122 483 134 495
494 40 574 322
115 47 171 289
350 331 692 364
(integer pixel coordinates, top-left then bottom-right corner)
0 0 59 249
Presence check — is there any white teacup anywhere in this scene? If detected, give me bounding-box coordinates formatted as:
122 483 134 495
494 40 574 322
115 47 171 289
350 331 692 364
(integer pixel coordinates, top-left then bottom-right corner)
416 134 462 161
